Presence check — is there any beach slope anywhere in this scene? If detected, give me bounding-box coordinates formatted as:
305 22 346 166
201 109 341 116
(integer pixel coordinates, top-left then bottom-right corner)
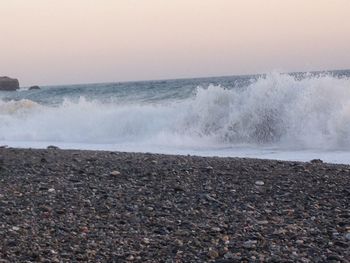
0 148 349 262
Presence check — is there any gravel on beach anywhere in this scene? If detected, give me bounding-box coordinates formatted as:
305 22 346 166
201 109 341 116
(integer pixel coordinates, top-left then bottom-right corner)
0 148 349 262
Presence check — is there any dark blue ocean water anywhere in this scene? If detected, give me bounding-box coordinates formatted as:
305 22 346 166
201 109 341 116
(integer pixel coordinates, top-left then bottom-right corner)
2 70 349 105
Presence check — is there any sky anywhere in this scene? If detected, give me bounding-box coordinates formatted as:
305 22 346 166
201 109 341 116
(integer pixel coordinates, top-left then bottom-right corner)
1 0 350 86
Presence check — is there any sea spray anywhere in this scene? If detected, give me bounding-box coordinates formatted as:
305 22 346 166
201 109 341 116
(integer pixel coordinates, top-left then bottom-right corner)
1 72 350 151
181 72 350 149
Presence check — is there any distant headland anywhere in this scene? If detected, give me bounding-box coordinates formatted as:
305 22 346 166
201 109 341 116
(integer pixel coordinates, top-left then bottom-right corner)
0 77 41 91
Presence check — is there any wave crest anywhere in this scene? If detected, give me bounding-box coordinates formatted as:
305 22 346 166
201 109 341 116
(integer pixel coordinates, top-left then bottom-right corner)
180 73 350 149
1 73 350 150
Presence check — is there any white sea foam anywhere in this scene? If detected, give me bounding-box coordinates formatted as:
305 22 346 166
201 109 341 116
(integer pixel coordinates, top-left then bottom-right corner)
180 72 350 150
1 73 350 163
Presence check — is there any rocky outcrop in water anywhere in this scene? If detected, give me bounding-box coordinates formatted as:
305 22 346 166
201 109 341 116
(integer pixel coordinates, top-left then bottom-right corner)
29 85 40 90
0 76 19 91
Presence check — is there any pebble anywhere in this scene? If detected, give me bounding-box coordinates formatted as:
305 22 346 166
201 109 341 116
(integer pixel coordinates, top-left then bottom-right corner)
7 240 17 247
207 249 219 259
223 252 234 259
327 255 341 261
334 241 348 248
211 227 221 232
345 233 350 241
206 166 214 172
110 170 121 176
127 255 135 261
257 220 269 225
291 251 298 257
12 226 20 231
243 240 257 248
81 226 89 233
222 235 230 244
255 180 265 186
175 239 183 246
332 231 339 238
48 188 56 193
142 238 150 244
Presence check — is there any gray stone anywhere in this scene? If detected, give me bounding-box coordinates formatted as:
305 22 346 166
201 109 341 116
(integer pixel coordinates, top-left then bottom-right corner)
0 76 19 91
29 85 40 90
110 170 121 176
255 180 265 186
243 240 257 248
345 233 350 241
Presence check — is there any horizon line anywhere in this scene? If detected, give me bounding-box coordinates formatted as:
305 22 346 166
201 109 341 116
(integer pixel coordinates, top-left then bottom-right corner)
21 68 350 88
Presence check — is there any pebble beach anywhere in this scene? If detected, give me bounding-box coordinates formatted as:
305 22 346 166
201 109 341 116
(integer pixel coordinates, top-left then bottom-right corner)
0 147 349 262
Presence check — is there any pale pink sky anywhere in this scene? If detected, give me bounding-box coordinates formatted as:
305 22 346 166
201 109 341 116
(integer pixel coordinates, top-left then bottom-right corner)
1 0 350 86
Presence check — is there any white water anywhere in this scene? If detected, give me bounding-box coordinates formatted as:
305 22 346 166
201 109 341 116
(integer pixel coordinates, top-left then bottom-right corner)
1 73 350 163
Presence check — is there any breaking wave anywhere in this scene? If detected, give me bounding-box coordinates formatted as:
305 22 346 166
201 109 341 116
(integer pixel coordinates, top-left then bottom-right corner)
1 72 350 150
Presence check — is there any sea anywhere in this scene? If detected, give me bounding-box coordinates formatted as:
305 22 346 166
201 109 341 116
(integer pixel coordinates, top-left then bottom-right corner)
2 70 350 164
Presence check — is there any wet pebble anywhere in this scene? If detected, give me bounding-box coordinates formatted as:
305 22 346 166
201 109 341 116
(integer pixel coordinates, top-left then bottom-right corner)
110 170 121 176
345 233 350 241
255 180 265 186
207 249 219 259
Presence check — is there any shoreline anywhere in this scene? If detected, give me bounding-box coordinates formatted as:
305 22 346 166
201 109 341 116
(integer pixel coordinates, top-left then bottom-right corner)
0 147 349 262
3 143 350 165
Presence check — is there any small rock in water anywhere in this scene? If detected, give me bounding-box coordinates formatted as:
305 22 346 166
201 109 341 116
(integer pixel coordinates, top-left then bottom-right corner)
29 85 40 90
255 180 265 186
12 226 20 231
110 170 121 176
48 188 56 193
